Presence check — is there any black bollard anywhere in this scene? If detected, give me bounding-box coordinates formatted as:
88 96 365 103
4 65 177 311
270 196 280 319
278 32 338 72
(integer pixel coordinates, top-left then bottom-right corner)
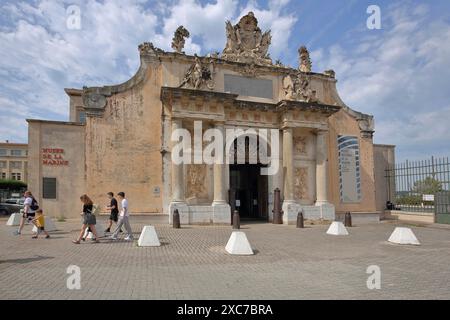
173 209 181 229
272 188 283 224
232 210 240 230
296 210 304 228
344 211 352 227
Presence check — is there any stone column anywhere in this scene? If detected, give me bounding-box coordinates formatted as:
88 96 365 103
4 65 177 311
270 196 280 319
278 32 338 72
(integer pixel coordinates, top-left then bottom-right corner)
315 130 329 206
171 118 184 202
169 118 189 224
283 128 295 201
212 122 230 224
315 129 334 220
282 127 300 224
212 123 226 205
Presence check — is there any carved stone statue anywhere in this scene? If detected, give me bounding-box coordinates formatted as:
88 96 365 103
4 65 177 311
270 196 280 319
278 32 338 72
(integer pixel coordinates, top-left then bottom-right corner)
221 12 272 66
179 55 215 90
171 26 190 53
298 46 312 73
283 73 318 103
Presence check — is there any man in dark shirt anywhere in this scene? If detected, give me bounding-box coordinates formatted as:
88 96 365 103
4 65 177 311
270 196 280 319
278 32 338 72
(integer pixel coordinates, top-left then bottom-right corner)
105 192 120 233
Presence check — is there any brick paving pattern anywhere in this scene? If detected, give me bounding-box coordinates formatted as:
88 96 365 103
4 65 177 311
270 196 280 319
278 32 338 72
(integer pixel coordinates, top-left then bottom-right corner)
0 216 449 299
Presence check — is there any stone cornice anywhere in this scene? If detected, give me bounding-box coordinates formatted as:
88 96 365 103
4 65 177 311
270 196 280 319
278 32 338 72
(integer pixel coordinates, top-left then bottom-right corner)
160 86 238 104
161 87 341 118
276 100 340 116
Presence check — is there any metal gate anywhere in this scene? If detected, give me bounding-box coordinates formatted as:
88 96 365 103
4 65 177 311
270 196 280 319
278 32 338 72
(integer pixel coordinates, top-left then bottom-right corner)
385 156 450 220
435 191 450 224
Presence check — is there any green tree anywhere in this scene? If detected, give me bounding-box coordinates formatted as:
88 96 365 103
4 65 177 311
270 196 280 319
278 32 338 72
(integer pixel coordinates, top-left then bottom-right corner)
412 177 443 195
0 179 27 190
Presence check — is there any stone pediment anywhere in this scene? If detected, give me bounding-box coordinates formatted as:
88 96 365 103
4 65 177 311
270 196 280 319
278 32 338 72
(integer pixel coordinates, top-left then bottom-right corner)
221 12 272 66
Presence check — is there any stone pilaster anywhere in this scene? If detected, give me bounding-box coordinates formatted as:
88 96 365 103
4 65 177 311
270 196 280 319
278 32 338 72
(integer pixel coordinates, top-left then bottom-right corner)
212 122 231 224
314 129 334 220
282 127 301 224
168 118 189 224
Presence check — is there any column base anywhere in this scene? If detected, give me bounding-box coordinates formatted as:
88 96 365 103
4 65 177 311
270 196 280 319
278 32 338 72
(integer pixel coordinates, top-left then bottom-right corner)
315 202 335 220
168 202 189 225
212 202 231 224
282 200 302 225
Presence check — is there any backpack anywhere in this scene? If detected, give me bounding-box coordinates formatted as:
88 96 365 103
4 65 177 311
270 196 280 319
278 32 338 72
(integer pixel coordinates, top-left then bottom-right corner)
30 197 39 211
91 204 101 216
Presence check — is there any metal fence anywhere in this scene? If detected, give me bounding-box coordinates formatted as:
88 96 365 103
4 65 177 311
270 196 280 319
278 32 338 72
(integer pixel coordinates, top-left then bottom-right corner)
385 156 450 213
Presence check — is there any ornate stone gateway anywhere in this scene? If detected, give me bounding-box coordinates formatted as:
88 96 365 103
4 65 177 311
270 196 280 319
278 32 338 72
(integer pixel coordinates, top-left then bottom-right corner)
31 11 381 223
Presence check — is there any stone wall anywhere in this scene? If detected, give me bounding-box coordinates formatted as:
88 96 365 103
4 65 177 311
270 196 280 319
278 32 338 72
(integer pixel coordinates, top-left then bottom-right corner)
84 64 164 214
27 120 85 219
328 110 377 214
373 144 396 212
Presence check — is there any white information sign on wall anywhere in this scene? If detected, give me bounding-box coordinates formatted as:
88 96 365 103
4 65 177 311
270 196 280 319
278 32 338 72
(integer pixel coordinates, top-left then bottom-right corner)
338 135 361 203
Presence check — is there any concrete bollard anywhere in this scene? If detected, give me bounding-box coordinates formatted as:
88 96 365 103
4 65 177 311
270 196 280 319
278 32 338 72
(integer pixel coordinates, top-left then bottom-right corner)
172 209 181 229
232 210 240 230
344 211 352 227
296 210 304 228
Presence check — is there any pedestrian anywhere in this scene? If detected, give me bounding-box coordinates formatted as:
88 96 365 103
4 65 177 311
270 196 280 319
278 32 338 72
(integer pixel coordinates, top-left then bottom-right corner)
31 209 50 239
109 192 133 241
14 190 39 235
105 192 120 233
72 194 100 244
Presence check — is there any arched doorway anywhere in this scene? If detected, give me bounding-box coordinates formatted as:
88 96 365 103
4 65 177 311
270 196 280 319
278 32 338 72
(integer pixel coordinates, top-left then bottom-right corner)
228 135 269 221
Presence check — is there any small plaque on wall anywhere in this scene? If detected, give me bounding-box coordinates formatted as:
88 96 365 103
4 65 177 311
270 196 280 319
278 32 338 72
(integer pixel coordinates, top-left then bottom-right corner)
153 186 161 197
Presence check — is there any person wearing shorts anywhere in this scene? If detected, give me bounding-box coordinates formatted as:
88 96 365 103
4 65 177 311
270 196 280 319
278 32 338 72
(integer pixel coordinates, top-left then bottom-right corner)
31 209 50 239
14 190 38 235
105 192 120 233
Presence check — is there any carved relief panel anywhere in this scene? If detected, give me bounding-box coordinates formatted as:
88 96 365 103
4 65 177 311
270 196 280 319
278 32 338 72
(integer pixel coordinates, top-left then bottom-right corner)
294 167 308 200
186 164 208 201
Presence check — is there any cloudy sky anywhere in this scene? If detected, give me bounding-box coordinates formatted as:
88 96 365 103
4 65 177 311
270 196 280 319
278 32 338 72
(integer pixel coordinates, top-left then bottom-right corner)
0 0 449 161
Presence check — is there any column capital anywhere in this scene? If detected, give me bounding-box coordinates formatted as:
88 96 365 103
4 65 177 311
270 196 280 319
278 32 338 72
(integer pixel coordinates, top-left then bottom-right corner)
315 128 329 135
213 121 226 128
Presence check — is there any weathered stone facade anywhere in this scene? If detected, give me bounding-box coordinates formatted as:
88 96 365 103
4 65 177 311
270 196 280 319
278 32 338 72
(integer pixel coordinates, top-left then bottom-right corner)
27 12 392 224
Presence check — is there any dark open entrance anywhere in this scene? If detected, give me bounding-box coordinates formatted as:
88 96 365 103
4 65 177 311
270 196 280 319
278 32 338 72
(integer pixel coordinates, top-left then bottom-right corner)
229 164 268 221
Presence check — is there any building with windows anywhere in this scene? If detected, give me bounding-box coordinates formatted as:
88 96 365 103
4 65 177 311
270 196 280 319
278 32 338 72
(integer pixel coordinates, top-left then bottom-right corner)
26 12 394 222
0 141 28 182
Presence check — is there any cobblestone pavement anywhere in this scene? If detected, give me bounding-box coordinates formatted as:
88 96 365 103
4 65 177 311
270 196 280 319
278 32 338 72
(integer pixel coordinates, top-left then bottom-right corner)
1 215 449 300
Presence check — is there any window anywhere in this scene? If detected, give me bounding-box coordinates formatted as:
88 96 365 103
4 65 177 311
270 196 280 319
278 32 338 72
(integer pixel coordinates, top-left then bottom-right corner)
43 177 57 199
11 150 23 156
10 161 22 169
1 172 6 179
0 161 6 168
0 149 6 156
11 173 21 181
78 111 86 124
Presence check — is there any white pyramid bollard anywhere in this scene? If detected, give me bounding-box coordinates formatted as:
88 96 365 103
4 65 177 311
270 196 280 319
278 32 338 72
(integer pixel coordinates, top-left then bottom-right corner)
388 227 420 245
138 226 161 247
326 221 349 236
225 231 254 255
84 223 105 239
32 216 57 232
6 213 21 226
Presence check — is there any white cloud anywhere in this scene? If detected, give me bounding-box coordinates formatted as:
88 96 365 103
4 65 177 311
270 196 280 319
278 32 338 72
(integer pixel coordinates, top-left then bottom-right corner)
312 3 450 161
0 0 298 143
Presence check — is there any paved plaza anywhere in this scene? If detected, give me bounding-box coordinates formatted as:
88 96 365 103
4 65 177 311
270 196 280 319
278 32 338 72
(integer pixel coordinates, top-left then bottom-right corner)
0 216 449 300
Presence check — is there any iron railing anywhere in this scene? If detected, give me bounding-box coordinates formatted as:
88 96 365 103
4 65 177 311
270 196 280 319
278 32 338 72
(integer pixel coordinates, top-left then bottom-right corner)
385 156 450 213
